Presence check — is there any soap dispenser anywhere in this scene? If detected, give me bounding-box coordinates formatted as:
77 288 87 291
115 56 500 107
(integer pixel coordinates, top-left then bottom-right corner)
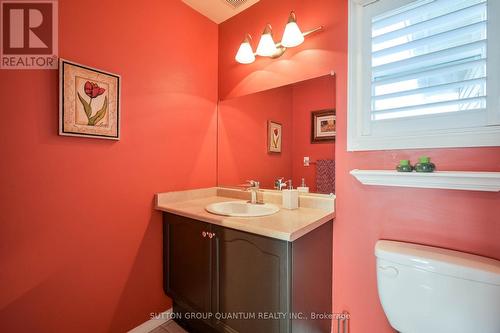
282 180 299 210
297 178 309 193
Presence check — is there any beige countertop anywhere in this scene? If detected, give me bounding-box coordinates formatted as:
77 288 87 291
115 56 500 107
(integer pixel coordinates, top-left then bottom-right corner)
155 187 335 242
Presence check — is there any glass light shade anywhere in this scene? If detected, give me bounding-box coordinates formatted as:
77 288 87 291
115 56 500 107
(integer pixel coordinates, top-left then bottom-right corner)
256 25 278 57
235 40 255 64
281 21 304 48
256 33 278 56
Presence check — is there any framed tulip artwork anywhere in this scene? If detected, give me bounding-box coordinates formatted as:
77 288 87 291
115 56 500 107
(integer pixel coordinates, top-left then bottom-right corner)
59 59 120 140
267 120 282 153
311 109 335 143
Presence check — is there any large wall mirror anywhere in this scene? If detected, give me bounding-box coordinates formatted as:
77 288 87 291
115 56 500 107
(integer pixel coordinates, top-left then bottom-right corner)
217 74 336 194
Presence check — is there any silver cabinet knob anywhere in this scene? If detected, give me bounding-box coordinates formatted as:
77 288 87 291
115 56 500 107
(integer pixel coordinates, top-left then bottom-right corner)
201 231 215 239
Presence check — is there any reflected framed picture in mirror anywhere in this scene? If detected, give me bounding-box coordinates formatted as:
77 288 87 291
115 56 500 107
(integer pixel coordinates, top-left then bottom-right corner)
311 109 336 143
267 120 282 153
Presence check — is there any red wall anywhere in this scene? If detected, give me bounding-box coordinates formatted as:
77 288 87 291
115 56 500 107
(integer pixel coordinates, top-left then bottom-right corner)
291 75 335 192
219 1 500 333
0 1 218 332
217 85 293 189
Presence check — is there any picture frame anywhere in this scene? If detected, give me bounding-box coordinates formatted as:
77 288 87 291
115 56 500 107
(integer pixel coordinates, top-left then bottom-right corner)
59 58 121 140
311 109 335 143
267 120 282 153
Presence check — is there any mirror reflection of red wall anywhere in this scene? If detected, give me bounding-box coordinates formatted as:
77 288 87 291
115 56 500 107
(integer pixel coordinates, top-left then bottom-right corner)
217 74 335 193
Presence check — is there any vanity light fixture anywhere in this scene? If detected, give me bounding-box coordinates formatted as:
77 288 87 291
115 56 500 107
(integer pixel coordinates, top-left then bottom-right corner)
235 11 324 64
235 33 256 64
256 24 279 57
281 11 304 47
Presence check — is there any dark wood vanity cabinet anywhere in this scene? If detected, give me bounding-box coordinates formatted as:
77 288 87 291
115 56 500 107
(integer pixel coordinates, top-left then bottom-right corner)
163 215 212 314
211 225 291 333
163 213 333 333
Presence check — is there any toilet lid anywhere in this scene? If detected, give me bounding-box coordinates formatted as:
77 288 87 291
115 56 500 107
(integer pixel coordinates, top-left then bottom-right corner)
375 240 500 286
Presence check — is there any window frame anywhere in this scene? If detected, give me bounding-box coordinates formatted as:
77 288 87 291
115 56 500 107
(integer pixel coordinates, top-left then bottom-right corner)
347 0 500 151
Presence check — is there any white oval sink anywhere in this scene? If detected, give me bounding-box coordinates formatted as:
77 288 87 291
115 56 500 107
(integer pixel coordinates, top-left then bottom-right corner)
206 201 279 217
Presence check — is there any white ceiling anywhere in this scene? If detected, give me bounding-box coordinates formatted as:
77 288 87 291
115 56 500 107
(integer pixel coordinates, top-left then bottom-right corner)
182 0 260 24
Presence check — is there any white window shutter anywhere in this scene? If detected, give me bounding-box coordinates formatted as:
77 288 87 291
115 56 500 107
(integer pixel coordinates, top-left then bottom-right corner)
347 0 500 151
370 0 487 122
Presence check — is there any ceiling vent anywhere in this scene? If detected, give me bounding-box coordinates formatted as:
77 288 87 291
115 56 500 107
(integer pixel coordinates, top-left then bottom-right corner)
222 0 249 9
182 0 259 23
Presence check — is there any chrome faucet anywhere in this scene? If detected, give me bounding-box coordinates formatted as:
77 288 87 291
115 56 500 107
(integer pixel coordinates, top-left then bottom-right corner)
274 177 287 191
245 180 261 204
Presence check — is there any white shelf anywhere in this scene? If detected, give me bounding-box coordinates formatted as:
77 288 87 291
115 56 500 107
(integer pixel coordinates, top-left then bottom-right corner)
350 170 500 192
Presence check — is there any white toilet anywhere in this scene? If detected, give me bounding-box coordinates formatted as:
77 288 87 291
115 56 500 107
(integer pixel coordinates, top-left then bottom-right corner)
375 240 500 333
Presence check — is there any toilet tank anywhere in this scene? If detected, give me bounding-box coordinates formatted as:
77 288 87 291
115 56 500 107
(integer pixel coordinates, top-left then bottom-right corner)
375 240 500 333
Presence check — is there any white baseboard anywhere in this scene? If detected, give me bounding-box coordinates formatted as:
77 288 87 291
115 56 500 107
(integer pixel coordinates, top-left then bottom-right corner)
127 308 173 333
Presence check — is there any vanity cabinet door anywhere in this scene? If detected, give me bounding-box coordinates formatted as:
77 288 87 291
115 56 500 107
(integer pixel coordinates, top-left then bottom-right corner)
163 213 212 314
211 226 291 333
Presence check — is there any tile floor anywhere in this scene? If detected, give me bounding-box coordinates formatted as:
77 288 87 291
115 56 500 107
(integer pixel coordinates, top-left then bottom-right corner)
149 320 188 333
